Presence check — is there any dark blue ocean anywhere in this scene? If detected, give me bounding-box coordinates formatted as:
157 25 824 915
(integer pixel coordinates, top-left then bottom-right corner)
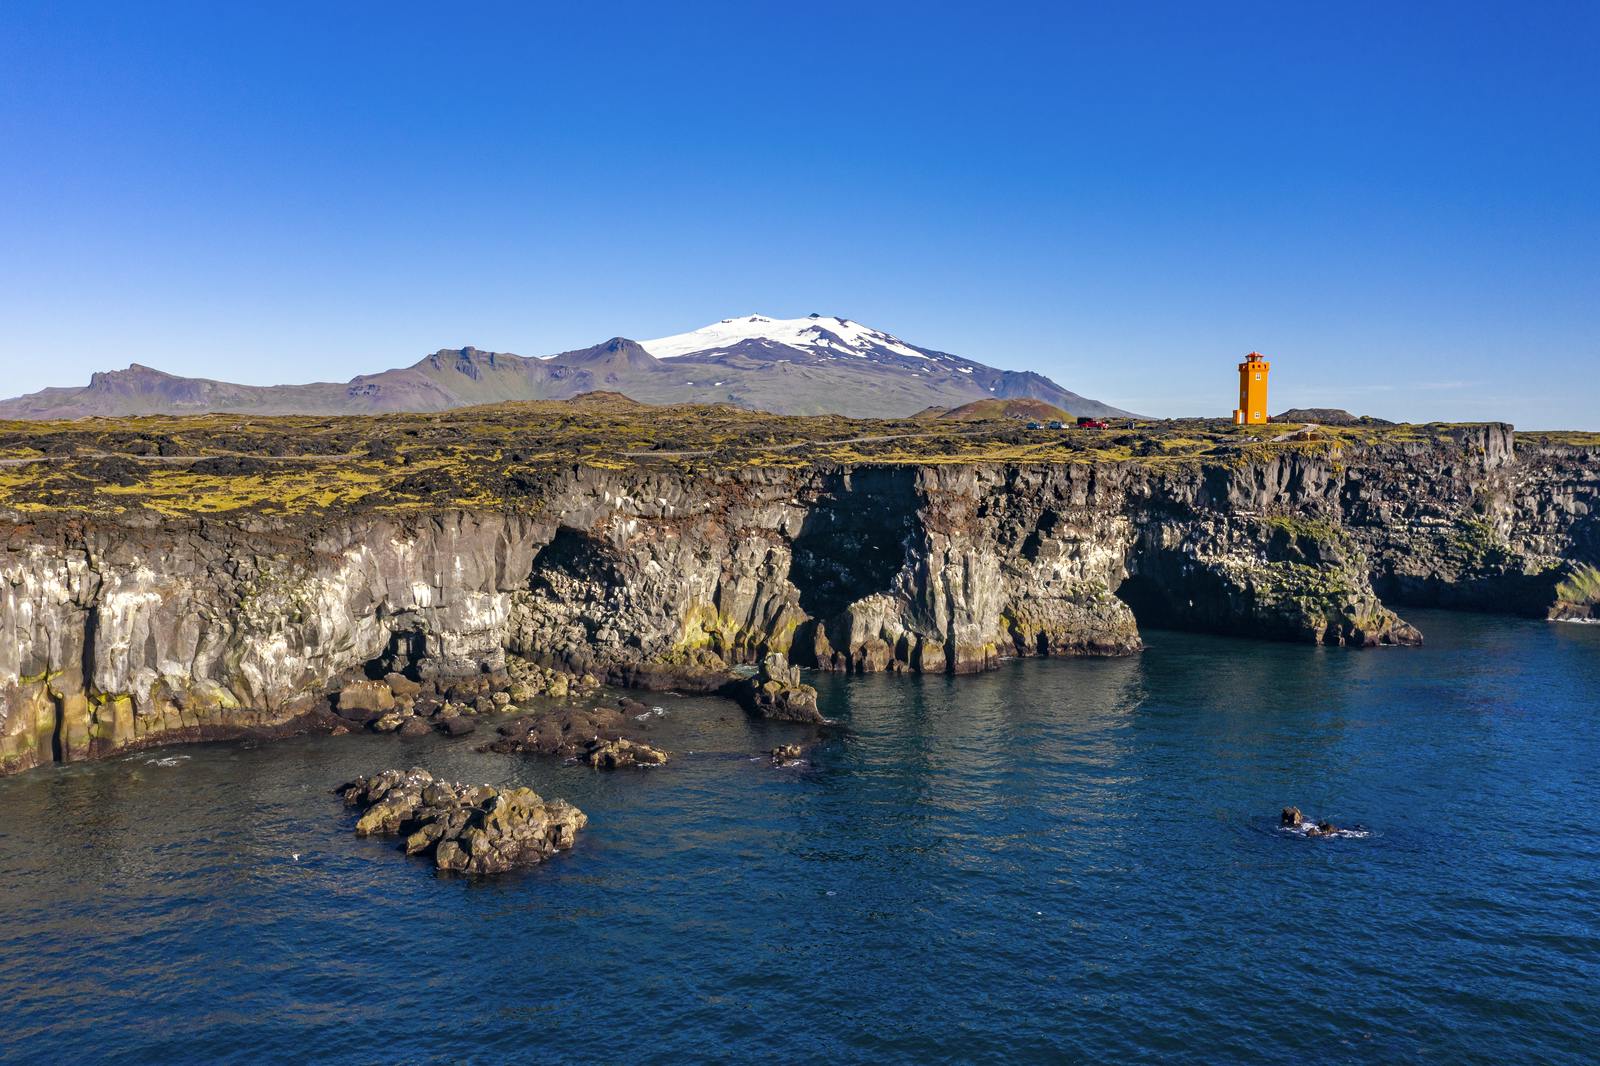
2 610 1597 1064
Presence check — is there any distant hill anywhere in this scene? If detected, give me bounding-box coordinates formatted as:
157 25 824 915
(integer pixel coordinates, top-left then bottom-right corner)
1271 408 1395 426
924 397 1074 422
0 314 1136 421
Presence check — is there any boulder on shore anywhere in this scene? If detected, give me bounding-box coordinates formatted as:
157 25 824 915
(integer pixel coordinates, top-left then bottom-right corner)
504 656 600 702
396 716 432 738
438 716 476 737
337 679 395 716
338 767 585 874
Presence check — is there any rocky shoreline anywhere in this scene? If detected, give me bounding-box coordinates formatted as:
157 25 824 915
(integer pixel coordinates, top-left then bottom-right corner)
3 422 1596 775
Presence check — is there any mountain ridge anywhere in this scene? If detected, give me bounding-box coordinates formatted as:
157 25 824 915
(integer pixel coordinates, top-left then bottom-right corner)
0 315 1135 420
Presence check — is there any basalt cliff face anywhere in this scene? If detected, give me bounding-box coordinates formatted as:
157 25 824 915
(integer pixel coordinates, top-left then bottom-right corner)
2 423 1594 774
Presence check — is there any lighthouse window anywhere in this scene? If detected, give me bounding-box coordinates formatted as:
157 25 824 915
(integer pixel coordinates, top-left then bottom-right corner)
1254 373 1262 380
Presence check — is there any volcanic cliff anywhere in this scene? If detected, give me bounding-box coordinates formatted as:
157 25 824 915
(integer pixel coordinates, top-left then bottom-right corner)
0 405 1594 774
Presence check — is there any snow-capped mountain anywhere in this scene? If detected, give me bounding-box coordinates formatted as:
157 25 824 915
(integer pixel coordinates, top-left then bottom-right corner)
641 314 931 362
625 313 1131 417
0 315 1135 420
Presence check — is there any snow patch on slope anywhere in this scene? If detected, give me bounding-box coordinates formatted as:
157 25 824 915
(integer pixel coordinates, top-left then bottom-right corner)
641 314 929 361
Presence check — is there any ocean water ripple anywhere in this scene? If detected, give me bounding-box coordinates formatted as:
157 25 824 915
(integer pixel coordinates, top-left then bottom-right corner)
0 611 1597 1063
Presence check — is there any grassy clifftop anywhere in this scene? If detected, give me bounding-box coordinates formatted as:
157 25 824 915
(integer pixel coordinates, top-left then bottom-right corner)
0 395 1534 518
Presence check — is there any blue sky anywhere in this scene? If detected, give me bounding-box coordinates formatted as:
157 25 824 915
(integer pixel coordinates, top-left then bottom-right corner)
2 2 1596 427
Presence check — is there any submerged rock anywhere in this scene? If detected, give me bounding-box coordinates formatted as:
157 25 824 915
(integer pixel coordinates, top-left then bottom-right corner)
484 705 628 757
481 704 669 768
338 767 585 874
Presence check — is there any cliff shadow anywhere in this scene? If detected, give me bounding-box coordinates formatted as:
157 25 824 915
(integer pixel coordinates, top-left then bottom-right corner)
1368 567 1568 617
509 525 632 672
367 627 427 680
1362 512 1593 619
528 526 622 593
788 468 919 661
1114 573 1175 630
1114 552 1236 634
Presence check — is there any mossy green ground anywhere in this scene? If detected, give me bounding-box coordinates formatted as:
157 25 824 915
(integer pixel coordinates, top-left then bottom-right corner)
0 396 1548 518
1555 565 1600 606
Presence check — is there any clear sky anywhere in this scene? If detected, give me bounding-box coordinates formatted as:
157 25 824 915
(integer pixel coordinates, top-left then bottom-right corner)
2 2 1596 427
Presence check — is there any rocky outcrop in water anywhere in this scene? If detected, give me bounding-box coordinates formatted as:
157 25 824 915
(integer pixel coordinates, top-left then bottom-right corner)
481 703 668 767
585 737 669 768
768 743 811 767
1282 805 1362 839
4 424 1596 774
733 653 822 723
339 767 586 874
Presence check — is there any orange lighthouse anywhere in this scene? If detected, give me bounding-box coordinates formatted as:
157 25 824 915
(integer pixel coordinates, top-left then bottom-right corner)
1233 351 1270 425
